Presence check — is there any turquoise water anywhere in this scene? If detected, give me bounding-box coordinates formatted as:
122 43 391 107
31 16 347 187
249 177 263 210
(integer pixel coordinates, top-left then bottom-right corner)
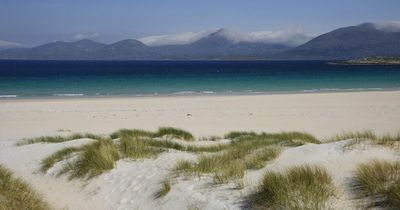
0 60 399 98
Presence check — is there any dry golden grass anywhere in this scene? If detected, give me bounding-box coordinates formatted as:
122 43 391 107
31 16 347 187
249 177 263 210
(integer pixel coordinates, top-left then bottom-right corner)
249 165 335 210
353 159 400 209
0 164 51 210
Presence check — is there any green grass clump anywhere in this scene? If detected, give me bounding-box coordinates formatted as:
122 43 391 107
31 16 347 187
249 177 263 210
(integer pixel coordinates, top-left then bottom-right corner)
213 160 246 184
224 131 320 144
17 133 105 146
245 147 282 169
172 131 317 186
224 131 257 139
154 127 194 141
0 164 51 210
174 160 194 175
40 147 81 173
329 130 400 150
353 159 400 209
154 179 171 198
35 128 320 181
119 135 163 159
63 140 120 179
110 128 155 139
249 165 335 210
329 130 377 142
270 131 320 144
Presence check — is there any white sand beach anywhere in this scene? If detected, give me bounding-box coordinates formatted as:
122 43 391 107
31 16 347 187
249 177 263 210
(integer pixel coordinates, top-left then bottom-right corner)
0 91 399 210
1 91 400 141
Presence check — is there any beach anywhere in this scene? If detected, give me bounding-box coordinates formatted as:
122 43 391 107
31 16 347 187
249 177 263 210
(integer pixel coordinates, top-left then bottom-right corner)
1 91 399 141
1 91 400 210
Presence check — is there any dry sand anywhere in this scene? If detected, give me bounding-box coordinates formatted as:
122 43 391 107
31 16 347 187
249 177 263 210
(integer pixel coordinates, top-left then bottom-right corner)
1 91 400 141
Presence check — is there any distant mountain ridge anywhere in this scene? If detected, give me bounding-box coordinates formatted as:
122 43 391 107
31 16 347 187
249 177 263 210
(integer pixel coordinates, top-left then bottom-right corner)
1 23 400 60
0 29 291 60
278 23 400 59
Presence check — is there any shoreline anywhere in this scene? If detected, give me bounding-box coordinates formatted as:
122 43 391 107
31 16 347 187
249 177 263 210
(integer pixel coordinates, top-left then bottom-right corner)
1 88 399 102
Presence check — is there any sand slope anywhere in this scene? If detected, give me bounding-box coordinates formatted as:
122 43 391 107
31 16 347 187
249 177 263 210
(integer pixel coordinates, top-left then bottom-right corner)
1 138 398 210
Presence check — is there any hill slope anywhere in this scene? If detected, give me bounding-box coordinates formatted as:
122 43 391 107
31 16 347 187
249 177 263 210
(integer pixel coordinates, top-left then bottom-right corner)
279 23 400 59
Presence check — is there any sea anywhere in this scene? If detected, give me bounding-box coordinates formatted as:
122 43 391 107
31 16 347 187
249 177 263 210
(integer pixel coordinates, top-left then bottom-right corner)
0 60 399 98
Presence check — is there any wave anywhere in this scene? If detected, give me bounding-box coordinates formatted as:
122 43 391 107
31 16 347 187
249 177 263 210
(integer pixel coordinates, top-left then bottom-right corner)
0 95 18 98
54 93 85 97
172 91 196 95
202 91 214 94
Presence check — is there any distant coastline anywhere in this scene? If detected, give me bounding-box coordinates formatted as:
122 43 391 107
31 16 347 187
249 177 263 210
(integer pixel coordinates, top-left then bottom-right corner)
333 57 400 65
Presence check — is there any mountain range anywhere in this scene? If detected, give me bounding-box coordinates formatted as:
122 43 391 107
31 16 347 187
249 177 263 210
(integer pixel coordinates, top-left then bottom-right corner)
1 23 400 60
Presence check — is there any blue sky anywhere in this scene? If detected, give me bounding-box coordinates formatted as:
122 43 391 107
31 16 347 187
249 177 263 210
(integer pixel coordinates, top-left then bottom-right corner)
0 0 399 46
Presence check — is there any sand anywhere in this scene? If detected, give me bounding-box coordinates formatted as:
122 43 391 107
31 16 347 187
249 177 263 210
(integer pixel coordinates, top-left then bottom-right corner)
1 91 400 141
0 91 399 209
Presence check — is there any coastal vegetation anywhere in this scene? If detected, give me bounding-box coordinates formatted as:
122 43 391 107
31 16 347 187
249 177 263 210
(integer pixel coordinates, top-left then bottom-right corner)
327 130 400 150
32 128 319 181
248 165 336 210
353 159 400 209
0 164 51 210
15 127 400 208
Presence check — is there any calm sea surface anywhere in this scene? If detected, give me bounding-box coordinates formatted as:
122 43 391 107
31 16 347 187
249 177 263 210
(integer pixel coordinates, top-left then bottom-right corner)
0 60 399 98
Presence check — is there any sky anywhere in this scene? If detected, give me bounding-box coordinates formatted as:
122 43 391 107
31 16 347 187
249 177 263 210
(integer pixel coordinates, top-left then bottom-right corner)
0 0 399 47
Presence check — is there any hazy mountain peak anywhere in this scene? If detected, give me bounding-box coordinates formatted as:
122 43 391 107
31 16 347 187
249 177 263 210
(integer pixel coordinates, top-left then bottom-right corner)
0 40 24 50
359 21 400 32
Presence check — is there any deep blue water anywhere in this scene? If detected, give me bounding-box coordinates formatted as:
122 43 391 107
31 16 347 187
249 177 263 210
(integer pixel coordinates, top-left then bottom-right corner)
0 60 399 98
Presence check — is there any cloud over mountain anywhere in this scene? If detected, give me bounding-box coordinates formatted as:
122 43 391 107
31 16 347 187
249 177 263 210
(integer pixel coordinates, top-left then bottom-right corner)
369 21 400 32
72 33 100 41
139 27 312 47
0 40 23 50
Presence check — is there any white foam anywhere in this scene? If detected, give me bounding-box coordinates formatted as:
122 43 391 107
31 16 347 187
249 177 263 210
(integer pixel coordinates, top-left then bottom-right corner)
0 95 18 98
54 93 84 97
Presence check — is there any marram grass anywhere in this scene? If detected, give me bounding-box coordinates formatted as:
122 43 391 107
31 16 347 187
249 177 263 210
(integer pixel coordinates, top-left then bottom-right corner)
40 129 318 180
0 164 51 210
119 135 164 159
249 165 335 210
353 159 400 209
328 130 400 150
61 139 120 179
17 132 105 146
40 146 81 173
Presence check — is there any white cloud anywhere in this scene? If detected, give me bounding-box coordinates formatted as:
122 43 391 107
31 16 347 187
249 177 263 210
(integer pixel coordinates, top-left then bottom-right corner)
139 27 312 47
138 28 220 46
371 21 400 32
0 40 23 50
72 33 100 40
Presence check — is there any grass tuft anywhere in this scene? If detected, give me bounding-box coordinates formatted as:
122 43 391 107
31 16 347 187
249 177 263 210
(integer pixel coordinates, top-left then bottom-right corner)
154 127 194 141
154 179 171 198
110 128 155 139
224 131 257 139
119 135 163 159
330 130 400 150
40 146 81 173
245 147 282 169
17 133 105 146
249 165 335 210
0 164 51 210
353 159 400 209
62 140 120 179
329 130 377 142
